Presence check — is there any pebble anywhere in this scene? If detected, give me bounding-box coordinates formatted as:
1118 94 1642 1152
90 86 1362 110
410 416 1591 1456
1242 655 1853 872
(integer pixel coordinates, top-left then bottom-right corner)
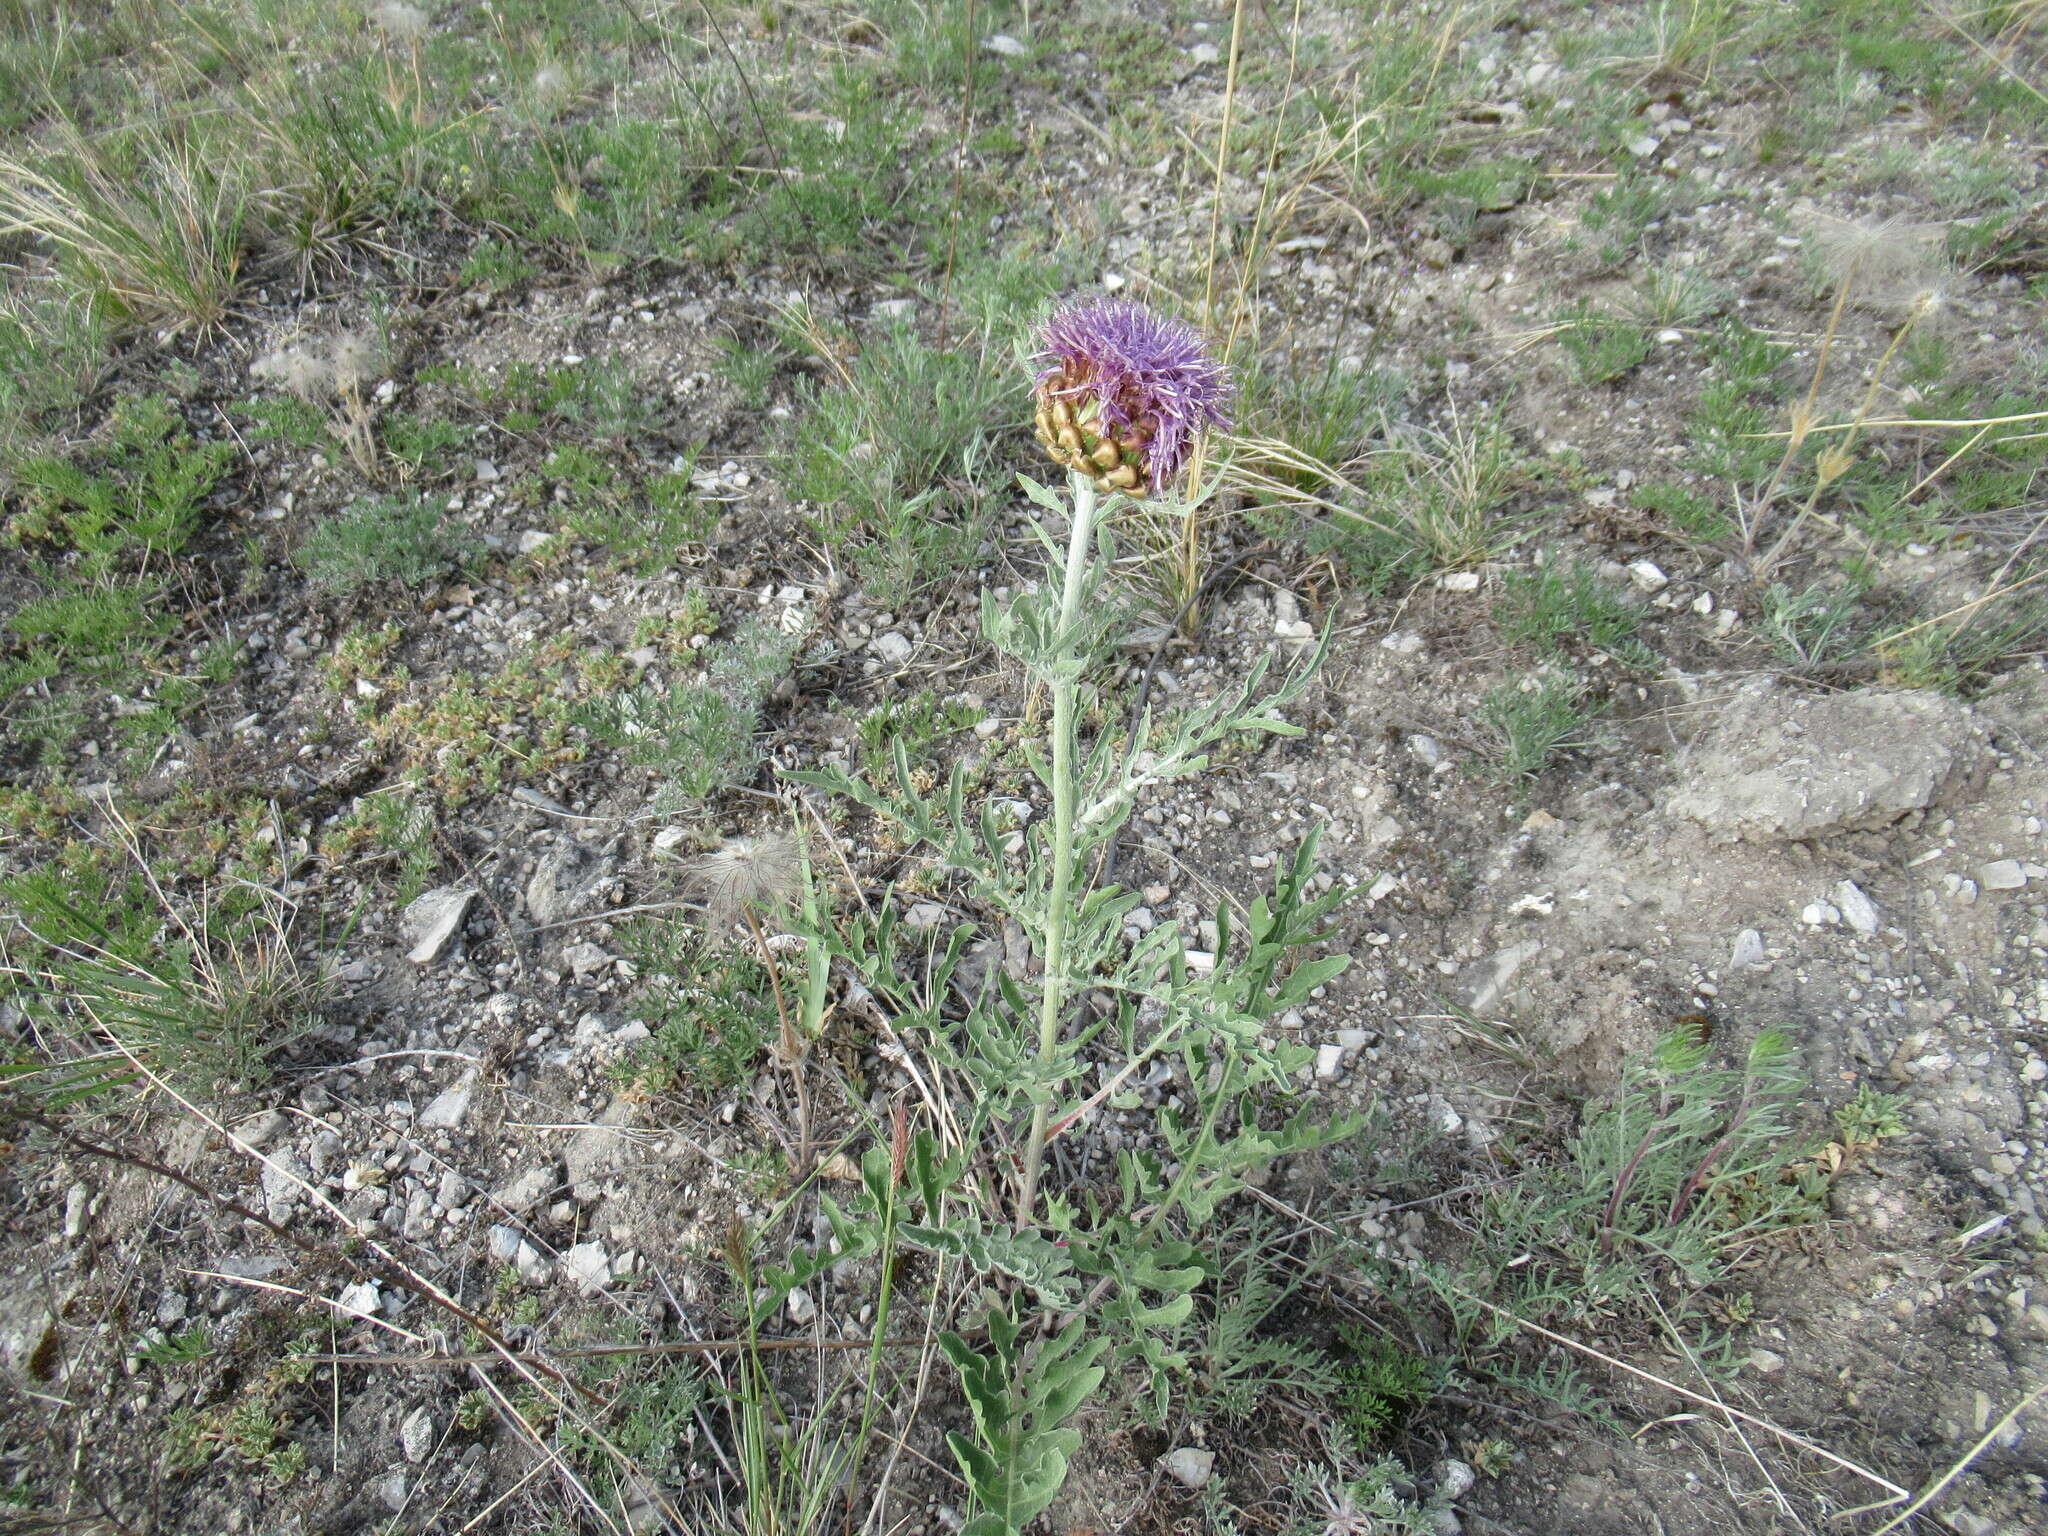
336 1281 381 1320
562 1242 612 1295
1162 1447 1215 1489
872 632 913 665
400 1405 435 1464
1434 1458 1476 1500
418 1071 478 1130
1315 1043 1347 1080
982 32 1027 56
1730 929 1766 970
1834 881 1881 936
1627 560 1668 592
1979 859 2027 891
402 887 476 964
233 1111 288 1150
62 1183 90 1240
495 1167 555 1214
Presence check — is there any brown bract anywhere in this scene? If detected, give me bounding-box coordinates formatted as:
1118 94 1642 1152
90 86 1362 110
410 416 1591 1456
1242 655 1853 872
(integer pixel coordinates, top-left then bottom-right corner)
1034 372 1154 495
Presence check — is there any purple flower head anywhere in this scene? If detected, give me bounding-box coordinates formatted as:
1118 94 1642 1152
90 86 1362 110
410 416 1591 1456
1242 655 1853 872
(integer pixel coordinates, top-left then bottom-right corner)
1032 298 1232 494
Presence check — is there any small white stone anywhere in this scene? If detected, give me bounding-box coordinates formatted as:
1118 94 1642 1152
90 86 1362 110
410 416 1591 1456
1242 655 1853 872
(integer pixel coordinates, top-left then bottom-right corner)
1438 571 1481 592
1692 591 1714 615
63 1182 90 1240
418 1071 478 1130
400 1405 435 1464
1626 135 1661 157
1162 1447 1215 1489
1730 929 1766 970
1834 882 1880 936
1801 901 1839 927
982 32 1027 56
787 1287 817 1326
561 942 613 978
402 886 476 964
1627 560 1668 593
1435 1458 1476 1501
336 1281 382 1320
1979 859 2027 891
562 1242 612 1295
1315 1043 1346 1079
872 632 913 665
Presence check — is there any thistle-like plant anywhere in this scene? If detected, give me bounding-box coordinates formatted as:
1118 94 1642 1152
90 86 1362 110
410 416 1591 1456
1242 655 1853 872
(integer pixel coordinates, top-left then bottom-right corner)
778 302 1355 1531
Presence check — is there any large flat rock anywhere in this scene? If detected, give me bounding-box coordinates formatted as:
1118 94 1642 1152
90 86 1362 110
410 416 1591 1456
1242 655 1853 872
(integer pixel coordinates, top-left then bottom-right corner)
1666 682 1982 843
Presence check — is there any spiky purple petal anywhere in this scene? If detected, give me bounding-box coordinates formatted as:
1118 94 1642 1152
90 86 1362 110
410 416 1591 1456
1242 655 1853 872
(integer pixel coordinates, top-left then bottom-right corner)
1033 299 1232 491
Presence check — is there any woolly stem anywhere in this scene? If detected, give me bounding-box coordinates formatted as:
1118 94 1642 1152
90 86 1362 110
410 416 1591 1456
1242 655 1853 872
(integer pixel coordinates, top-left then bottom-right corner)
1016 473 1098 1227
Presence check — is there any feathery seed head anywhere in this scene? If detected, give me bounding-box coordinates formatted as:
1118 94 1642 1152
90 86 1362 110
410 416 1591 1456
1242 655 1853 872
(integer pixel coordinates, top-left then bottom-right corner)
1032 298 1231 496
688 832 802 929
370 1 429 39
1813 215 1953 316
329 329 383 392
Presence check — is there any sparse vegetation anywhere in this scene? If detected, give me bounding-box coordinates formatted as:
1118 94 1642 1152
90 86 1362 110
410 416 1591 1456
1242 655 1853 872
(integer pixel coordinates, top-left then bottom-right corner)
1 1 2042 1532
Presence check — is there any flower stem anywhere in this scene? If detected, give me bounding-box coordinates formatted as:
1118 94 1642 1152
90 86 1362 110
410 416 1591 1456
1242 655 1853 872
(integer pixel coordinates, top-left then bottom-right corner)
1016 473 1097 1227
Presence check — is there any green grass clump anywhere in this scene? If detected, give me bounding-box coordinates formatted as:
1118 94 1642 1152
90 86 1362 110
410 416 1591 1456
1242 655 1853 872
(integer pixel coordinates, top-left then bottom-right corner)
785 323 1009 603
293 494 478 595
1555 303 1652 385
4 395 233 699
0 290 106 454
1496 560 1649 664
1478 672 1596 786
1688 320 1793 484
0 121 250 334
1636 479 1729 543
1414 1028 1824 1369
4 874 327 1107
1239 356 1408 489
1577 173 1673 267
